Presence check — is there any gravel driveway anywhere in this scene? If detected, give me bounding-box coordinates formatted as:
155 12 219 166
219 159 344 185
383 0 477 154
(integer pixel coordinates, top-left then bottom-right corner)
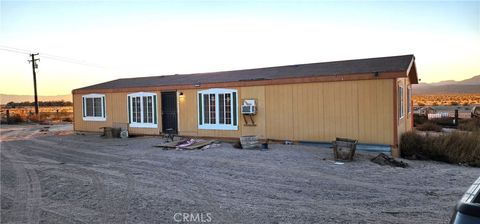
1 124 478 223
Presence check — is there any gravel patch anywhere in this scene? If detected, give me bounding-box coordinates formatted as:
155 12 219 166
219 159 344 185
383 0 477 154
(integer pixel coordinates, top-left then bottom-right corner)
1 124 478 223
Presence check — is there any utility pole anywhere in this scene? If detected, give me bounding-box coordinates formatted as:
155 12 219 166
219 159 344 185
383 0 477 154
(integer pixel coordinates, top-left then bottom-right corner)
28 53 40 115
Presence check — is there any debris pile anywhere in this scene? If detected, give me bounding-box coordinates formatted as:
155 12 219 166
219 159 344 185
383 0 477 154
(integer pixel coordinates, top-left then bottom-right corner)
240 135 260 149
332 138 358 161
154 139 217 150
371 153 408 168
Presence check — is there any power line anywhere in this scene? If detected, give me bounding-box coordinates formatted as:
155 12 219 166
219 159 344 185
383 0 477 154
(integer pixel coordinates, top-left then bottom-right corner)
0 47 30 55
0 45 108 69
0 45 149 76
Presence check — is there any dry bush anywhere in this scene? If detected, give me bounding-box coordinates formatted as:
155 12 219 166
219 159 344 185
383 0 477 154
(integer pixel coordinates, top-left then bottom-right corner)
430 117 456 126
0 114 24 124
416 121 443 132
458 119 480 132
413 114 428 127
400 131 480 167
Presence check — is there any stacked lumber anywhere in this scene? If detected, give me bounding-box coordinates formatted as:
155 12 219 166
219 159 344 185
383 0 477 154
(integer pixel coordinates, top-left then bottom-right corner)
154 139 216 150
240 135 260 149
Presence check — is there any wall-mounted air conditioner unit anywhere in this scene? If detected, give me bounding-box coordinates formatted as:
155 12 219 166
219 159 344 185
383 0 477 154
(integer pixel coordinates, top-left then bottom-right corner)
241 99 256 115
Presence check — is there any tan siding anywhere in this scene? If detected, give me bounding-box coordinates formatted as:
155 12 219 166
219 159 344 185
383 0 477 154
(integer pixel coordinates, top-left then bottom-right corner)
75 79 395 145
178 89 199 136
405 78 413 132
240 86 266 139
377 80 394 144
397 77 413 143
74 91 162 135
73 94 112 132
266 85 294 140
323 83 337 141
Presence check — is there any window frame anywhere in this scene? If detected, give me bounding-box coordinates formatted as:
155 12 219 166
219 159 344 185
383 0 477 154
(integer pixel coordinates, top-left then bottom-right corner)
197 88 238 130
127 92 158 128
407 85 412 115
82 94 106 121
398 85 404 119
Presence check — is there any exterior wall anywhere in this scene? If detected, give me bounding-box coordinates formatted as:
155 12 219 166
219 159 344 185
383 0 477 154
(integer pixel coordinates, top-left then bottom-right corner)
265 80 394 145
177 79 394 145
73 91 162 135
74 79 395 145
396 77 413 145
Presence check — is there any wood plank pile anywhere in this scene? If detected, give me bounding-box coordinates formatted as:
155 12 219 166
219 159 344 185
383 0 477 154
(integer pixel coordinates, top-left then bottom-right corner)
154 139 216 150
371 153 408 168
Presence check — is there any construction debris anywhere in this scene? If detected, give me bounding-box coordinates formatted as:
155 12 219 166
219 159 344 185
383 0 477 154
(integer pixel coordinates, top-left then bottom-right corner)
371 153 409 168
154 139 216 150
240 135 260 149
233 141 243 149
332 138 358 161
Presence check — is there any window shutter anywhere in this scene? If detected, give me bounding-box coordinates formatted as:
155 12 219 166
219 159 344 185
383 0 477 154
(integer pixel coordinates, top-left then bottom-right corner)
82 97 86 117
102 96 106 118
153 95 157 124
198 93 203 125
232 92 237 126
127 96 131 123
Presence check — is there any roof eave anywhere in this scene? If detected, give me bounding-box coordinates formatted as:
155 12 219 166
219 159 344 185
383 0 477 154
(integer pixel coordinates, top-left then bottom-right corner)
72 70 407 94
405 56 419 84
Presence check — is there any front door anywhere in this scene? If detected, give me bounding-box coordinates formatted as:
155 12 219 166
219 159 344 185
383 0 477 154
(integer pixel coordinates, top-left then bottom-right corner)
161 92 178 134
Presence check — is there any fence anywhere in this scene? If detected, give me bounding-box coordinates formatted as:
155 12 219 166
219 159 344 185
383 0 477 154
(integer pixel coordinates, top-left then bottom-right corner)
0 107 73 124
427 112 471 120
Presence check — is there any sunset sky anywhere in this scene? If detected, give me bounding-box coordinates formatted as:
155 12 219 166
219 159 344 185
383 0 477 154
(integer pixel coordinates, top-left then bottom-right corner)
1 1 479 96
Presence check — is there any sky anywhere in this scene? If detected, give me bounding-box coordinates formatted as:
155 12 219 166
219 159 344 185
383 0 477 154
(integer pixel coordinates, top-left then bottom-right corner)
0 0 479 96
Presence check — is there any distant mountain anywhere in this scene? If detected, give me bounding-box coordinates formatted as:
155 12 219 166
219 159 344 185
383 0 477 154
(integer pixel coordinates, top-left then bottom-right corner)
413 75 480 95
459 75 480 84
0 94 72 105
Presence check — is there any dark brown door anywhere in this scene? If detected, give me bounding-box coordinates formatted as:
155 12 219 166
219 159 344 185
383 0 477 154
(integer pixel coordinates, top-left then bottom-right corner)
161 92 178 134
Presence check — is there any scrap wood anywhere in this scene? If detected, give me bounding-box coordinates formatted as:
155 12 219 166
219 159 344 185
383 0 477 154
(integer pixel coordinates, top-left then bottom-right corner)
177 139 196 148
153 140 184 148
178 140 216 150
154 139 216 150
202 143 221 150
371 153 408 168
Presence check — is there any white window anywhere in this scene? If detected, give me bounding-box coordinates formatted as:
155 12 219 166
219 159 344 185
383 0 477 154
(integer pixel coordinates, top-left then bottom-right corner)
398 85 404 119
82 94 106 121
407 86 412 114
127 92 157 128
198 88 238 130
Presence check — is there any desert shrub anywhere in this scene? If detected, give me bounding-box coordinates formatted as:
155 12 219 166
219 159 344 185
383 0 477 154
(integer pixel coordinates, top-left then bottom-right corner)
6 101 72 107
416 121 442 132
458 119 480 132
413 114 428 127
400 131 480 167
430 117 455 126
1 114 25 124
28 113 51 124
450 101 459 106
62 117 73 122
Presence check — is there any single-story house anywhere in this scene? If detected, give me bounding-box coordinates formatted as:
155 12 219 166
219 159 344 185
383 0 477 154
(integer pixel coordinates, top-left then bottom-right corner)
72 55 418 156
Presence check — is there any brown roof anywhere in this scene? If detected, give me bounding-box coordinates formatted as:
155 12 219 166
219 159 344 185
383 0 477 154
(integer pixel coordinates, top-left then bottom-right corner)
75 54 415 91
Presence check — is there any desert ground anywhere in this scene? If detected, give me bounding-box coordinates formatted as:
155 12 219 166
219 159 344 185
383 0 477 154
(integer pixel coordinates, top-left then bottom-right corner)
413 93 480 106
1 124 478 223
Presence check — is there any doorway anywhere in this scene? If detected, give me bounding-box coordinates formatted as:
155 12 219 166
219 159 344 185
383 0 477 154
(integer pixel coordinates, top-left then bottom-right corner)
161 91 178 134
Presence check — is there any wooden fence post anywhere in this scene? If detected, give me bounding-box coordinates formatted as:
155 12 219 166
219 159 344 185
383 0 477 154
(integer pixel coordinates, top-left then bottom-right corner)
6 109 10 124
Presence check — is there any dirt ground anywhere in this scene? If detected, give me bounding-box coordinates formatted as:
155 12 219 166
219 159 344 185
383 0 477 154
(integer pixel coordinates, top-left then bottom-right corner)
1 124 478 224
